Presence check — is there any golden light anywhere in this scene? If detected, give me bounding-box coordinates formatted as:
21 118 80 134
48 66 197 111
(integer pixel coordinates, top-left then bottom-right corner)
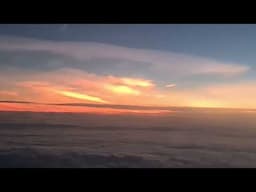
105 85 140 95
57 90 108 103
121 78 154 87
188 100 224 108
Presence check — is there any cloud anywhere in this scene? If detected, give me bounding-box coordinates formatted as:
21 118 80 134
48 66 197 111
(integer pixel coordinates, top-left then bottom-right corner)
0 90 18 97
0 36 255 110
0 35 249 79
0 100 33 104
2 67 256 109
104 84 141 95
57 90 108 103
0 101 171 115
195 63 249 76
119 77 154 87
165 84 176 88
0 100 169 110
0 68 158 105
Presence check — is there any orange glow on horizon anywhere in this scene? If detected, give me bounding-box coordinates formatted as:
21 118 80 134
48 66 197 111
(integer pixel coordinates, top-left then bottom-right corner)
188 100 224 108
0 103 171 115
2 68 256 110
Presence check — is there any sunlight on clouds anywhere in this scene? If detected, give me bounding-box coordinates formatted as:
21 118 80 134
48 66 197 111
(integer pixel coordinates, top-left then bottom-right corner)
57 90 108 103
104 85 141 95
188 100 224 108
0 35 254 110
120 78 154 87
6 68 256 109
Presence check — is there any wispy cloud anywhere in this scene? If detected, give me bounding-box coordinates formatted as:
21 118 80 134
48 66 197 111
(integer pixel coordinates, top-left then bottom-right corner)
165 84 176 88
0 35 249 79
195 63 249 76
57 90 108 103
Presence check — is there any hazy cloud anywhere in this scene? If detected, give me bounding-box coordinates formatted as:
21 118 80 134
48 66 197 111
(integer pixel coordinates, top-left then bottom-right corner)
0 35 249 80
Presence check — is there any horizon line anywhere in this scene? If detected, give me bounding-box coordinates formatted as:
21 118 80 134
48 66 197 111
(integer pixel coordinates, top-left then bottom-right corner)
1 100 256 112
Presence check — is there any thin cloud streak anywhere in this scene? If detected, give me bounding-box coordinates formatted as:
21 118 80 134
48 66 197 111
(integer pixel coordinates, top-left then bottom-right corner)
165 84 176 88
0 101 172 115
0 100 178 114
57 90 108 103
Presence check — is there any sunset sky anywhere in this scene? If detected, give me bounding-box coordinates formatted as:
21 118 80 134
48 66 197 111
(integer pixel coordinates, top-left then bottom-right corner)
0 24 256 114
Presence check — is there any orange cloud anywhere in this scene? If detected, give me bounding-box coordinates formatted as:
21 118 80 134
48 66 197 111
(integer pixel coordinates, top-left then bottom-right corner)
0 91 18 97
18 81 50 88
2 67 256 110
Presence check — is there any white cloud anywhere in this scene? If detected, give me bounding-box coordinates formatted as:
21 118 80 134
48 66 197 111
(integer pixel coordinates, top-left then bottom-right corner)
165 84 176 88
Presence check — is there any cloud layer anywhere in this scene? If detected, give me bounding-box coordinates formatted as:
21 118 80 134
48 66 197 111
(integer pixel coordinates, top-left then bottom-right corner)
0 35 249 79
0 35 255 111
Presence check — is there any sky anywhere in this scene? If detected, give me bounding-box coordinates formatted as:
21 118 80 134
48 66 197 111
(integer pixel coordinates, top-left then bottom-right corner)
0 24 256 114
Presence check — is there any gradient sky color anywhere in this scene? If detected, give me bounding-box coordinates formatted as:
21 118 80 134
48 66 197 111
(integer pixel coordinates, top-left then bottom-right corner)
0 24 256 113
